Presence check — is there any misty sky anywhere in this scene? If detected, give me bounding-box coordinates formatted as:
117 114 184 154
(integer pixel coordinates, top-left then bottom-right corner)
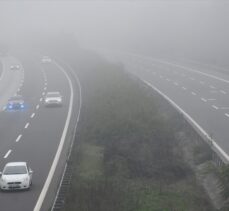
0 1 229 63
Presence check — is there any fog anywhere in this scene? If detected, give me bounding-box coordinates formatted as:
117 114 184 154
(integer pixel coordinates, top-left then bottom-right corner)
0 0 229 65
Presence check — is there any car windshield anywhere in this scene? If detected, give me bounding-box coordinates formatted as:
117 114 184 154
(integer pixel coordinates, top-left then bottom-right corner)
47 93 60 98
3 166 27 175
9 96 22 101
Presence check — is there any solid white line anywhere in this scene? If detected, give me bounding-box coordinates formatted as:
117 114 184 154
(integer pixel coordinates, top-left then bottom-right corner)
34 61 75 211
220 90 227 94
142 79 229 164
36 105 40 110
191 92 197 96
15 134 22 142
24 123 30 129
212 105 219 110
154 59 229 84
201 98 207 102
4 150 12 159
225 113 229 118
31 113 35 118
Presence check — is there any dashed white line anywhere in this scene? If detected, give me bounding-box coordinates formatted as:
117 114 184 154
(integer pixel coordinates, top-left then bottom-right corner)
225 113 229 118
42 92 45 96
220 90 227 94
166 78 171 82
4 150 12 159
36 105 40 110
190 77 195 81
210 85 216 89
182 87 187 90
191 92 197 96
24 123 30 129
201 98 207 102
31 113 35 118
15 134 22 142
40 98 43 102
174 82 179 86
44 87 47 90
212 105 219 110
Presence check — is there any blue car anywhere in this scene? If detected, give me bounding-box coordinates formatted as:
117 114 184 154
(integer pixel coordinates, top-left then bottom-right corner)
7 95 25 110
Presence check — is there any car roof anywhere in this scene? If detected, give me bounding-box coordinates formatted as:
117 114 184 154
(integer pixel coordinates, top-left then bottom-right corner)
5 162 27 167
9 95 23 100
47 92 60 95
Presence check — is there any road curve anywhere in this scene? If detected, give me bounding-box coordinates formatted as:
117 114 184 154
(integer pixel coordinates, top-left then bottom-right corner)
0 55 81 211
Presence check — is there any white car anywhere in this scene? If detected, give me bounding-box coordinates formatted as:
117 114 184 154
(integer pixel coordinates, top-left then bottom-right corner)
10 64 20 70
41 56 52 64
44 92 62 107
0 162 33 191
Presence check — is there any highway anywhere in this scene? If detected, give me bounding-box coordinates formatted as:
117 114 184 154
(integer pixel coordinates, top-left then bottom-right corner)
101 51 229 163
0 55 81 210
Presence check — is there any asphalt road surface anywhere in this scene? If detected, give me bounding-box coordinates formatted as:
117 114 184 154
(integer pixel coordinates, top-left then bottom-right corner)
0 56 80 211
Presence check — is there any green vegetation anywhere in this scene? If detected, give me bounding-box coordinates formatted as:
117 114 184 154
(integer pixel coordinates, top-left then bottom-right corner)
61 57 213 211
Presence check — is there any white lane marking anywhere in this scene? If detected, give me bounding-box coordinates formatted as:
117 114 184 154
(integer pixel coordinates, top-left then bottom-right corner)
40 98 43 102
142 79 229 163
45 82 48 86
42 92 45 96
31 113 35 118
4 150 12 159
36 105 40 110
24 123 30 129
220 90 227 94
212 105 219 110
17 88 20 92
210 85 216 89
201 98 207 102
207 98 216 101
182 87 187 90
225 113 229 118
166 78 171 82
15 134 22 142
190 77 195 81
174 82 179 86
191 92 197 96
154 59 229 85
34 61 77 211
44 87 47 90
220 107 229 110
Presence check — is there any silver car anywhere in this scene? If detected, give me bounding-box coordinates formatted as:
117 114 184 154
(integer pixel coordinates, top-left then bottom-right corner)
44 92 62 107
